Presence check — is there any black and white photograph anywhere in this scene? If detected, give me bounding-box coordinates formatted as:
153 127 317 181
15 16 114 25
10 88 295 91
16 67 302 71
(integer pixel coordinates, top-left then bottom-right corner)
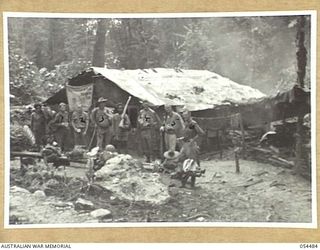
4 12 317 227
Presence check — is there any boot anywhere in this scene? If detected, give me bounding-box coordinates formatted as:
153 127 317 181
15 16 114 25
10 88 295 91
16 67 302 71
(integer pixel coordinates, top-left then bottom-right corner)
180 174 187 188
146 156 151 163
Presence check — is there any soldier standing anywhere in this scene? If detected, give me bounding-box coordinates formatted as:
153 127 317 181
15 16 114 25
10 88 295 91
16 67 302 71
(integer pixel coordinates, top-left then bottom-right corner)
30 103 46 150
42 103 56 138
51 102 70 152
160 105 185 152
91 97 113 150
179 110 205 165
112 103 131 154
71 104 89 147
138 100 160 162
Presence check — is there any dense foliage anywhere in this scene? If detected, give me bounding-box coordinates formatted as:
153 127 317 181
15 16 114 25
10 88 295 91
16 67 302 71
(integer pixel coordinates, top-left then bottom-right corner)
8 16 311 104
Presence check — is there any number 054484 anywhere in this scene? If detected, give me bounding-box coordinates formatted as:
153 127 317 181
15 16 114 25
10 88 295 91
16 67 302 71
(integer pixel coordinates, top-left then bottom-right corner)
300 244 318 248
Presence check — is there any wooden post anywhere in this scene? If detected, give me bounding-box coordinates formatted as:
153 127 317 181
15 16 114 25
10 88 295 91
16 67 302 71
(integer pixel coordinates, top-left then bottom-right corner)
63 165 67 183
235 150 240 173
295 16 307 170
19 156 27 175
217 130 222 159
238 113 246 159
160 130 165 162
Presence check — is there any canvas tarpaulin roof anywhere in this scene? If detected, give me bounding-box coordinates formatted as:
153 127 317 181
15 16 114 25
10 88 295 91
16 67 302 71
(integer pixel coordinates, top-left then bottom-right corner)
91 67 265 111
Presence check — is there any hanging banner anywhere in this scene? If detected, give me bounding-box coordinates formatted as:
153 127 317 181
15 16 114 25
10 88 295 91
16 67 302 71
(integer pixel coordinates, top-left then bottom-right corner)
66 83 93 111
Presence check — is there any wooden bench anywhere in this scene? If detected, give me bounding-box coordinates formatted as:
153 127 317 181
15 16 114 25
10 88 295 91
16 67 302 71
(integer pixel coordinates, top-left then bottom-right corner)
10 151 87 170
11 151 69 169
11 151 43 159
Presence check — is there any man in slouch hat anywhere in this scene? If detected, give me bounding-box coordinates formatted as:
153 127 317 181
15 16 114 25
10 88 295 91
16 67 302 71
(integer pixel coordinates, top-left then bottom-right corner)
91 97 113 150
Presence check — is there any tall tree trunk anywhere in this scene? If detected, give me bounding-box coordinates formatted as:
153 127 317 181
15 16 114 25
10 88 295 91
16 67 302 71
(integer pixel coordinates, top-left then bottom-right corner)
48 19 65 69
92 19 107 67
48 20 55 69
294 16 307 171
296 17 307 88
21 19 29 56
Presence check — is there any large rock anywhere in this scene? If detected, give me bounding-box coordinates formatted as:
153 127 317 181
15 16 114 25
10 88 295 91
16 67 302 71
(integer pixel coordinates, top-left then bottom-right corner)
33 190 46 198
90 208 112 219
74 198 95 211
10 196 26 209
95 154 134 179
10 186 30 194
9 186 94 224
107 154 132 164
95 154 170 205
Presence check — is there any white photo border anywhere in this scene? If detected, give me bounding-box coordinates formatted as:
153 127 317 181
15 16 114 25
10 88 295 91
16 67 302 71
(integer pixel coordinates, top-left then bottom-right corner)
3 10 317 229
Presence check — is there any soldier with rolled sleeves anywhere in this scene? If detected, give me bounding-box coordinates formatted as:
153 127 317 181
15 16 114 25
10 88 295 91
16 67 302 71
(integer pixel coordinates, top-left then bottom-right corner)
138 100 160 163
112 103 131 154
160 105 185 152
91 97 113 150
179 109 205 164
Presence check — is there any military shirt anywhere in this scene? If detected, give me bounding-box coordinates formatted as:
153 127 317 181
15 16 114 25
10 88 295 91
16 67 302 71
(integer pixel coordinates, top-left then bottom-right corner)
31 111 46 132
91 107 112 128
112 113 131 141
52 111 69 129
183 119 205 141
164 111 185 136
72 111 89 129
138 108 159 129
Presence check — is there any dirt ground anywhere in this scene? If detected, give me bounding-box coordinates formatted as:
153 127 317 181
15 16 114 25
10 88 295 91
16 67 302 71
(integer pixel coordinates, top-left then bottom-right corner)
9 156 312 224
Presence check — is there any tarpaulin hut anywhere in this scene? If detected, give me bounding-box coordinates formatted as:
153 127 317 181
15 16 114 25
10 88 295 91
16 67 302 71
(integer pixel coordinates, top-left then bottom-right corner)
45 67 265 151
45 67 265 125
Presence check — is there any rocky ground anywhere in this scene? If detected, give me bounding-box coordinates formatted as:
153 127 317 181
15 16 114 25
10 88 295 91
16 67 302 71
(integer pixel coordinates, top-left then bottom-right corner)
9 153 312 225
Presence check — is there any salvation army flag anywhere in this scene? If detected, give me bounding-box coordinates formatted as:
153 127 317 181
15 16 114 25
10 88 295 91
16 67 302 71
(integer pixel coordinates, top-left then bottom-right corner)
66 83 93 111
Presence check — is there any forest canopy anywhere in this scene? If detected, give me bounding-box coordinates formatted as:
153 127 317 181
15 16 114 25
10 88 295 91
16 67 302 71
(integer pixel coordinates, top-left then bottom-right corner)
7 16 311 105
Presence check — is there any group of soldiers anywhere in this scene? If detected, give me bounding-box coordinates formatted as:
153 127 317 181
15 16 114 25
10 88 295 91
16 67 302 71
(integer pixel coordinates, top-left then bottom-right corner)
29 97 205 186
139 101 206 187
138 101 205 164
28 96 205 187
29 97 130 153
